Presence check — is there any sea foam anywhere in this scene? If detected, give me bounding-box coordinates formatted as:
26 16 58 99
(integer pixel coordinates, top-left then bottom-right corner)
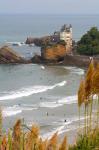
0 81 66 101
39 101 63 108
42 116 86 140
39 95 77 108
3 107 22 117
64 66 84 75
58 95 77 105
2 104 37 117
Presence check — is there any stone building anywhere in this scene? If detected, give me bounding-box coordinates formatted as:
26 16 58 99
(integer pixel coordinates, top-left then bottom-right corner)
60 24 72 54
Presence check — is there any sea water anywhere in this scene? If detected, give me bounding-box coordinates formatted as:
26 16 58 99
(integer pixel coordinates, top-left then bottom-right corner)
0 14 99 140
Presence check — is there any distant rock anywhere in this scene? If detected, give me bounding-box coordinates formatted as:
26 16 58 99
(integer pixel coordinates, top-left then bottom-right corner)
0 46 27 64
31 54 42 64
25 35 60 47
41 44 66 62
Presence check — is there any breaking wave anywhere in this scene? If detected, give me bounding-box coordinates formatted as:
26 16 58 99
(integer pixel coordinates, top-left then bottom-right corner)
0 81 66 101
2 104 37 117
58 95 77 105
41 116 85 139
3 107 22 117
39 95 77 108
64 66 84 75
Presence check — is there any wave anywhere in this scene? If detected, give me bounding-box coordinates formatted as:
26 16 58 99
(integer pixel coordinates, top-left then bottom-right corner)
41 125 65 140
2 104 37 117
42 116 86 139
58 95 77 105
20 104 37 110
39 102 63 108
0 81 67 101
39 95 77 108
3 107 22 117
64 66 84 75
6 41 25 46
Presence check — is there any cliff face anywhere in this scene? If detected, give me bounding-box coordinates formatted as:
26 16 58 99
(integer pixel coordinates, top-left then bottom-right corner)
41 44 66 62
0 46 27 64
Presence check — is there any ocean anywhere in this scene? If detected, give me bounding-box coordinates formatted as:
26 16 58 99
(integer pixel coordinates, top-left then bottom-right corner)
0 14 99 141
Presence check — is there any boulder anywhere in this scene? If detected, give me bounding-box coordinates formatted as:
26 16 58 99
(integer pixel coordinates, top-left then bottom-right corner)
41 44 66 62
31 55 42 63
0 46 27 64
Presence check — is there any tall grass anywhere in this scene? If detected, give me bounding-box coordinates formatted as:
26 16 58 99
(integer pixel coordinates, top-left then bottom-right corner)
70 60 99 150
0 120 68 150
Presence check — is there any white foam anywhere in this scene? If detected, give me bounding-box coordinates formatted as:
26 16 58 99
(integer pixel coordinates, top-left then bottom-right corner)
57 81 66 86
39 95 77 109
0 81 67 101
2 104 38 117
21 104 37 111
3 107 22 117
64 66 84 75
42 125 65 140
42 116 86 140
58 95 77 105
6 42 23 46
39 101 63 108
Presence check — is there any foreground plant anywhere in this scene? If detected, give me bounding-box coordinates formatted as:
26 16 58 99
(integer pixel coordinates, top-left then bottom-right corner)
69 127 99 150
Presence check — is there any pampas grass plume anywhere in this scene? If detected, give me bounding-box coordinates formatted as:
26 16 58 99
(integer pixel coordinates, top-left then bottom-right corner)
85 60 94 99
92 63 99 95
47 132 58 150
78 80 85 107
59 136 67 150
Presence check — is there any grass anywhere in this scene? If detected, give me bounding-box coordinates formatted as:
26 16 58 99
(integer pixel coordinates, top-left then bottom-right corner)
0 60 99 150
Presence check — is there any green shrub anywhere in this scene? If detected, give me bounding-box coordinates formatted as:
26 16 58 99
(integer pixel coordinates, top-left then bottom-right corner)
77 27 99 55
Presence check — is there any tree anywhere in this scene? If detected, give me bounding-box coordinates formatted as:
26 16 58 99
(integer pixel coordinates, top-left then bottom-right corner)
77 27 99 55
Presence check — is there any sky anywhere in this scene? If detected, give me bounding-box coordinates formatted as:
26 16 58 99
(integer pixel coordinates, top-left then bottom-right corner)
0 0 99 15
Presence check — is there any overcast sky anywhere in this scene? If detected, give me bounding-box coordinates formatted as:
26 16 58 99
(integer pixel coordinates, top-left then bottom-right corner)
0 0 99 14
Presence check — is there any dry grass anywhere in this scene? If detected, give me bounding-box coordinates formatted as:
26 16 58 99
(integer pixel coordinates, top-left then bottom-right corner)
0 118 68 150
78 80 85 107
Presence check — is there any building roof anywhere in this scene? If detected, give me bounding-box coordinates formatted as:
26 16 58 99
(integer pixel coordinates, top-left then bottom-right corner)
60 24 72 32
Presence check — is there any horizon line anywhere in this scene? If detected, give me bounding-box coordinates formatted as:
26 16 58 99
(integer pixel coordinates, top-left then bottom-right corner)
0 13 99 15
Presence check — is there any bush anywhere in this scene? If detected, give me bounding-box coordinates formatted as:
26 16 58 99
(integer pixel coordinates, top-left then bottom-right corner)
77 27 99 55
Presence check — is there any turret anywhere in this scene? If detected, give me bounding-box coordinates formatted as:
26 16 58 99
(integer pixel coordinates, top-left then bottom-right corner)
60 24 73 54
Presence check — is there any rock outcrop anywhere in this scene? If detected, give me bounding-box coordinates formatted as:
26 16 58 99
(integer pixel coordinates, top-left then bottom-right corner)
25 35 60 47
41 44 66 62
0 46 27 64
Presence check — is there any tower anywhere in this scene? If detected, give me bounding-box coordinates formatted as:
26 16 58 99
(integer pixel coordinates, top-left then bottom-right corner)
60 24 72 54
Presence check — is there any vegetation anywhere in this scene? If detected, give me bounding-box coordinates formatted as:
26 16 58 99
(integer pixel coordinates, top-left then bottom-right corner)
0 118 68 150
70 60 99 150
0 60 99 149
77 27 99 55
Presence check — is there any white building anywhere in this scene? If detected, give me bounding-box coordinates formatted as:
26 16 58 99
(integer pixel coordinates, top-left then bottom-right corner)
60 24 72 53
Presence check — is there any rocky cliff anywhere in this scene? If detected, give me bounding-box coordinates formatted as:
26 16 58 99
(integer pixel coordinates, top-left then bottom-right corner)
0 46 27 64
25 34 61 47
26 36 52 46
41 44 66 62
